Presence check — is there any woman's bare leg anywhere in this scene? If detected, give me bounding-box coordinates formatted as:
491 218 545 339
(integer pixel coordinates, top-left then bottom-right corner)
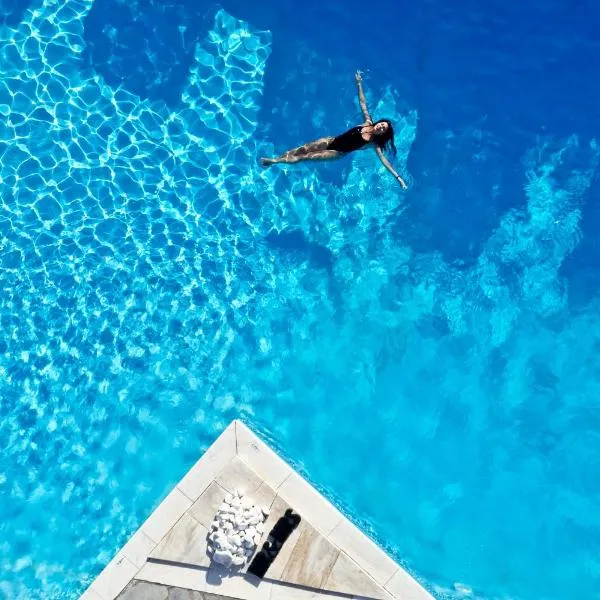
261 137 341 166
261 150 342 166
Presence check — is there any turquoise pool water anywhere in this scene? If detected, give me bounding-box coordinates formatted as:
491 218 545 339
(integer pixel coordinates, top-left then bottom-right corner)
1 1 600 599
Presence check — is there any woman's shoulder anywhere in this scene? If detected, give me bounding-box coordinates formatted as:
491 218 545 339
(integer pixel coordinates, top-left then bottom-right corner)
347 124 367 134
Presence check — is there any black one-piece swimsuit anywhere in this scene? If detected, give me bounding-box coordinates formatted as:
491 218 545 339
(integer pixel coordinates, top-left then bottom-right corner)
326 126 370 154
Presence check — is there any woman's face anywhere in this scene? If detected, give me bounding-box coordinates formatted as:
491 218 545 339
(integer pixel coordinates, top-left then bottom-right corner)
373 121 389 135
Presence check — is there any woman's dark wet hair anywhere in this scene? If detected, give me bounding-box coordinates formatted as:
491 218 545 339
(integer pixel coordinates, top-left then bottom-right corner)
372 119 397 157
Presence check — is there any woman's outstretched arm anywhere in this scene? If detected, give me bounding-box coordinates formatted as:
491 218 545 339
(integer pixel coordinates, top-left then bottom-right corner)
355 71 372 124
375 147 408 189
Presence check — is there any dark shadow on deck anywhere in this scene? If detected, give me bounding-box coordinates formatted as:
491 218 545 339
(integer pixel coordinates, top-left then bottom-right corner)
146 556 383 599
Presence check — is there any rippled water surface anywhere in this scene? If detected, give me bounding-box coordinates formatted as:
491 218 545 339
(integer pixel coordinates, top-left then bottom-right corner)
1 0 599 599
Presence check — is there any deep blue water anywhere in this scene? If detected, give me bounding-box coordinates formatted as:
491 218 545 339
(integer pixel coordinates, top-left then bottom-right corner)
81 0 600 280
1 0 599 599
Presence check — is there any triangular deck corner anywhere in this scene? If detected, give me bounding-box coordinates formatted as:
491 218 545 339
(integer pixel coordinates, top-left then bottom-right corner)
80 420 433 600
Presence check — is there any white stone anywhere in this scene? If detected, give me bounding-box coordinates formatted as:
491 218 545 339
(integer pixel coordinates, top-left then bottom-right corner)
209 492 267 571
232 555 245 567
213 549 233 568
222 522 233 534
213 531 226 543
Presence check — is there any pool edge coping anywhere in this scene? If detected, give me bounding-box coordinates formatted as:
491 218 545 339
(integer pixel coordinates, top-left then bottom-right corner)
79 419 434 600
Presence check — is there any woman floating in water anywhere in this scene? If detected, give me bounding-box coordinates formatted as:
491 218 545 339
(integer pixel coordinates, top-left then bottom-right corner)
261 71 408 189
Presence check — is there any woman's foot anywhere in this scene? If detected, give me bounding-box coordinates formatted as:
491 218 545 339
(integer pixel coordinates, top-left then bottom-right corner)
260 157 276 167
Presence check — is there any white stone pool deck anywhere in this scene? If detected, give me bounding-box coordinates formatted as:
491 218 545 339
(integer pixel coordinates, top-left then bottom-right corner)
80 420 433 600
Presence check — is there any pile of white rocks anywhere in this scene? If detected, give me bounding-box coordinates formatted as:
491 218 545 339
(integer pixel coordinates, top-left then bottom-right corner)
207 490 269 569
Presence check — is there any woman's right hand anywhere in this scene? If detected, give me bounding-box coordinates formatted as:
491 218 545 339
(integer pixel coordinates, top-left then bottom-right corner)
355 70 363 82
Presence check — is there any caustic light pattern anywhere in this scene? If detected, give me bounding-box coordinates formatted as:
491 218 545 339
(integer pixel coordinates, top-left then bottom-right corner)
1 1 599 600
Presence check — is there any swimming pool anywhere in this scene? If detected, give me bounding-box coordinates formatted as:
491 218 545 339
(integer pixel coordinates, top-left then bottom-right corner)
1 0 599 598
